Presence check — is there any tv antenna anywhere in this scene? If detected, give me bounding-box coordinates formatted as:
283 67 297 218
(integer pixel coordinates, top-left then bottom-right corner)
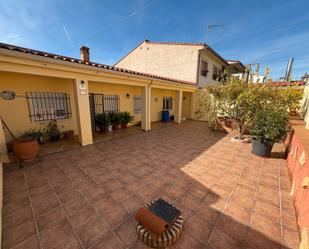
206 24 224 43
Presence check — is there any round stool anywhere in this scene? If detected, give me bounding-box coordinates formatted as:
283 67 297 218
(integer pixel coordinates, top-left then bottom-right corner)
136 201 183 248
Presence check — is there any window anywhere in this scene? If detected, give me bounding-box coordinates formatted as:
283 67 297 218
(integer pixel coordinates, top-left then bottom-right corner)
163 97 173 110
134 96 142 113
103 94 120 113
213 66 219 80
201 61 208 76
27 92 71 121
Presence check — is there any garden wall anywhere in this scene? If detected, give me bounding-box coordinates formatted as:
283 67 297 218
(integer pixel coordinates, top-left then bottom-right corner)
287 119 309 248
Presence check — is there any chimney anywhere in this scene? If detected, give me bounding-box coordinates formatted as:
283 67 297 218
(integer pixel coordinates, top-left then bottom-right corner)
80 46 90 63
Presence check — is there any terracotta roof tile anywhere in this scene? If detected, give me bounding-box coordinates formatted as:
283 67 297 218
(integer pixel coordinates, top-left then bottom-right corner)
0 42 197 86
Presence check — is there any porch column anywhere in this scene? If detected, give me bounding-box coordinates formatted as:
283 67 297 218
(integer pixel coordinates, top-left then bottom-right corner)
190 92 196 119
0 118 8 163
73 79 93 146
175 90 183 123
141 85 151 131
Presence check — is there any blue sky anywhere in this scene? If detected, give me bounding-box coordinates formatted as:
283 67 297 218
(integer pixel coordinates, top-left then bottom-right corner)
1 0 309 80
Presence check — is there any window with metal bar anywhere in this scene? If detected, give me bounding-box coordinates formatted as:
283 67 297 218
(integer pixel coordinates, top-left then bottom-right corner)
27 92 71 121
134 96 142 113
103 94 120 113
163 96 173 110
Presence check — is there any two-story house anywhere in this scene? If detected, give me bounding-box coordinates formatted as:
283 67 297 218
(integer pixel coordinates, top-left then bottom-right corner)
115 40 245 87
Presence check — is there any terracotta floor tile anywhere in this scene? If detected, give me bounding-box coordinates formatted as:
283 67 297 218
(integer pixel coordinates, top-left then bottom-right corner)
50 234 82 249
254 200 281 222
113 217 138 246
36 206 66 231
3 206 33 231
91 232 124 249
176 192 201 211
2 121 299 249
208 228 245 249
3 219 36 249
60 191 89 216
246 228 281 249
110 187 133 203
174 233 204 249
69 205 97 229
195 203 221 225
185 213 213 243
77 217 108 248
250 212 281 241
283 227 300 249
102 205 129 228
40 218 74 249
9 234 40 249
122 195 146 214
228 193 254 210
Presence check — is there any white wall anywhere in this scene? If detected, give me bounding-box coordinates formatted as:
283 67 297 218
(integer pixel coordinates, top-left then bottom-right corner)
197 51 226 86
116 42 202 83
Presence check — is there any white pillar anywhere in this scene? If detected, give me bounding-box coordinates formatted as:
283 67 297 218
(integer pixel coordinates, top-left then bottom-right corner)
141 85 151 131
190 92 196 119
0 118 9 163
73 79 93 146
175 90 183 123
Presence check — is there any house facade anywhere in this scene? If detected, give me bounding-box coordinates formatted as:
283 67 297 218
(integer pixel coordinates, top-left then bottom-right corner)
0 43 197 154
115 40 245 87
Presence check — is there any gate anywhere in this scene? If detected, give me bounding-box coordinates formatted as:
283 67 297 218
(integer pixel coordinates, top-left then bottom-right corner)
89 93 120 132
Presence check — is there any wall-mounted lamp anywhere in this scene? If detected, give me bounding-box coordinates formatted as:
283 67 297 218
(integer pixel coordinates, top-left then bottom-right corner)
126 93 130 99
183 96 186 100
155 98 158 102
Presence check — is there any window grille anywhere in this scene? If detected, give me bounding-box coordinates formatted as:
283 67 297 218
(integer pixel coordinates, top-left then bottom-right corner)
163 96 173 110
27 92 71 121
103 94 120 113
134 96 142 113
201 61 208 76
89 93 120 114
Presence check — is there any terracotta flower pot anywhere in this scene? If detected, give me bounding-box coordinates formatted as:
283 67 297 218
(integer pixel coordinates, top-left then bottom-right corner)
122 123 128 129
12 139 40 161
63 130 74 141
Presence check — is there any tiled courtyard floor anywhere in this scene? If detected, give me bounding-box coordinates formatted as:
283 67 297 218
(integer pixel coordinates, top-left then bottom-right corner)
2 121 299 249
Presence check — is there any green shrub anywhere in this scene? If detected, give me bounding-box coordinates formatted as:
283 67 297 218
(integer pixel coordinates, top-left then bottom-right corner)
251 107 289 143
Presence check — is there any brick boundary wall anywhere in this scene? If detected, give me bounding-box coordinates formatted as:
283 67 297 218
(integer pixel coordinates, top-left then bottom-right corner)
286 123 309 248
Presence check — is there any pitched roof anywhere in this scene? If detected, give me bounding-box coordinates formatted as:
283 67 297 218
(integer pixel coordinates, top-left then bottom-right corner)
114 39 227 66
144 40 227 65
226 60 246 70
144 40 205 46
0 42 197 86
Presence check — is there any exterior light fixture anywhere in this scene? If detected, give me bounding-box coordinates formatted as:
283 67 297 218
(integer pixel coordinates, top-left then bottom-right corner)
0 90 17 100
126 93 130 99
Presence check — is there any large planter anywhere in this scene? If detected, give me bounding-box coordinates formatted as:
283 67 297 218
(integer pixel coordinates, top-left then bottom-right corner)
252 138 273 156
12 139 40 161
63 130 74 141
122 123 128 129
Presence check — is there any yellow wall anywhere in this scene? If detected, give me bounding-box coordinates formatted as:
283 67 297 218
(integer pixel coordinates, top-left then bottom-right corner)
0 72 78 142
88 81 142 123
151 88 176 122
182 92 191 119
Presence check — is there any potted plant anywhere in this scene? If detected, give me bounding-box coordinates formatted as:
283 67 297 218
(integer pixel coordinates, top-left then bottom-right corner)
21 128 45 144
121 111 134 129
95 113 105 132
105 113 112 132
63 130 74 141
111 112 122 130
251 107 289 156
13 130 40 161
46 120 61 142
